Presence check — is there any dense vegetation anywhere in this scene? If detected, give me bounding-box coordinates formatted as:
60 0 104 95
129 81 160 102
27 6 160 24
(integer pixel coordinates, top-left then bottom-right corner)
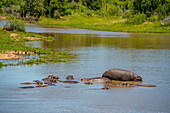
0 0 169 23
3 17 26 31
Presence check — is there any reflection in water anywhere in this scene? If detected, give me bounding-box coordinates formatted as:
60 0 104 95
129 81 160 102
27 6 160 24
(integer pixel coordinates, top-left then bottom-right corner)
37 33 170 50
0 19 170 113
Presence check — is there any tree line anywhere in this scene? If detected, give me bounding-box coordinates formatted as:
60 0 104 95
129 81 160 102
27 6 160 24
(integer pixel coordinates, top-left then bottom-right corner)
0 0 169 21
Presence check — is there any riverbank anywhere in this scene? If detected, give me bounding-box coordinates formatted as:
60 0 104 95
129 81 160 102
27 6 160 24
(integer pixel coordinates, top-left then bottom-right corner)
37 16 170 33
0 16 6 20
0 28 76 67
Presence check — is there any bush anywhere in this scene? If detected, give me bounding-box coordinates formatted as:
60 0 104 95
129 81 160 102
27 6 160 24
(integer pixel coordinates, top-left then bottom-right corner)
161 21 170 26
126 13 146 24
147 15 158 22
0 8 3 15
65 9 72 15
107 4 120 16
160 16 170 26
3 18 26 32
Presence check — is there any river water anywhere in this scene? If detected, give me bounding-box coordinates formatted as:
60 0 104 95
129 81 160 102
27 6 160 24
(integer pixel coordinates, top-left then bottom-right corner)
0 20 170 113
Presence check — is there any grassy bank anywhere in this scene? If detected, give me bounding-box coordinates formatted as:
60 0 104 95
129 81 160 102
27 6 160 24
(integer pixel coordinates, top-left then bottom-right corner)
37 16 170 33
0 28 76 67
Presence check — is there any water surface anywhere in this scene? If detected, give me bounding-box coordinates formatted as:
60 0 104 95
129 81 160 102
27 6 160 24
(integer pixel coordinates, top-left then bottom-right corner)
0 20 170 113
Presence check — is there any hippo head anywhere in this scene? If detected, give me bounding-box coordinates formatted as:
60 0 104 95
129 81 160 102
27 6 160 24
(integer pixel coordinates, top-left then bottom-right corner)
66 75 74 80
134 75 142 81
33 80 40 83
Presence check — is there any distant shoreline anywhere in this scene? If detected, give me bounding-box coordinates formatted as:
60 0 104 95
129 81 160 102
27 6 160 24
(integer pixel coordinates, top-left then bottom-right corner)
36 16 170 33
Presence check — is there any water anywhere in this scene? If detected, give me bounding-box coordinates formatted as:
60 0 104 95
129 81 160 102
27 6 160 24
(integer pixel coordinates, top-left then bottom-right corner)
0 20 170 113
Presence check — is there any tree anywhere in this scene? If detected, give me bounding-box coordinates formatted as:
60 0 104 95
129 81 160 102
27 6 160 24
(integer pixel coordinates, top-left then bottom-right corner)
82 0 102 10
19 0 45 18
132 0 170 18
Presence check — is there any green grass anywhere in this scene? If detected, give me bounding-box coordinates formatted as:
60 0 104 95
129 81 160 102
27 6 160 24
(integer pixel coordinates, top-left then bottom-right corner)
37 16 170 33
0 28 76 66
9 30 55 41
16 51 76 65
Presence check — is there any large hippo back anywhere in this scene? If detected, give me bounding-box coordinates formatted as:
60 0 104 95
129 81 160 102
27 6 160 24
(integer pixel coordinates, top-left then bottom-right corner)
102 69 142 81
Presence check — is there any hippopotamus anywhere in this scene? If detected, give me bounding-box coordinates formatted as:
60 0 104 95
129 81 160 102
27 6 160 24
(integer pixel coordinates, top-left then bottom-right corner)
20 82 34 85
19 86 34 89
80 77 112 83
102 87 110 90
102 69 142 81
66 75 74 80
48 75 59 79
84 82 93 85
117 83 156 87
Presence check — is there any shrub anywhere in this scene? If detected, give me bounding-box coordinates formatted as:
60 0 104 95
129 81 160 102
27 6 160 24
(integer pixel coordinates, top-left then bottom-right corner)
160 21 170 26
3 18 26 32
126 13 146 24
0 8 3 15
65 9 72 15
160 16 170 26
147 15 158 22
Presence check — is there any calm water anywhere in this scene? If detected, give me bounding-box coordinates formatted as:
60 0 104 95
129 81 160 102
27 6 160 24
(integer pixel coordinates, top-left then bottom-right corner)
0 20 170 113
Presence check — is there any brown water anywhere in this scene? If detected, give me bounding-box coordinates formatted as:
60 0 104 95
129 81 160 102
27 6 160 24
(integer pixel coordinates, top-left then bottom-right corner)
0 20 170 113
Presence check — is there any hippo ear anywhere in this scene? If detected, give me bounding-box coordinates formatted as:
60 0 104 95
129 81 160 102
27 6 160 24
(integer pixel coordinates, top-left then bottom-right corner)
136 75 142 81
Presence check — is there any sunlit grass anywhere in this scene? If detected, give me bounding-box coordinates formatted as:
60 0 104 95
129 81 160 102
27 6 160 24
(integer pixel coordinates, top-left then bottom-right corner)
0 29 76 66
37 16 170 33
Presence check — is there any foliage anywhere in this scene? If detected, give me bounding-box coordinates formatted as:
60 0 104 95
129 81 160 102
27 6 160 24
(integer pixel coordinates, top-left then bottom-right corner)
126 13 146 24
0 0 169 21
49 0 72 18
19 0 45 18
3 17 26 32
132 0 170 19
160 16 170 26
82 0 102 10
147 15 159 22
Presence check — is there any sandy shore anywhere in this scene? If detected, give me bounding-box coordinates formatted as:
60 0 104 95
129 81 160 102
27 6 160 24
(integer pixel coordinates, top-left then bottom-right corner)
0 31 40 60
10 33 40 41
0 51 37 60
0 16 6 20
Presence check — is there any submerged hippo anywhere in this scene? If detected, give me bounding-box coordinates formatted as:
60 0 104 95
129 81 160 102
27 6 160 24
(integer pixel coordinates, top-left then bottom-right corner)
48 75 59 79
117 83 156 87
80 77 112 83
102 69 142 81
66 75 74 80
61 80 79 84
19 86 34 89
